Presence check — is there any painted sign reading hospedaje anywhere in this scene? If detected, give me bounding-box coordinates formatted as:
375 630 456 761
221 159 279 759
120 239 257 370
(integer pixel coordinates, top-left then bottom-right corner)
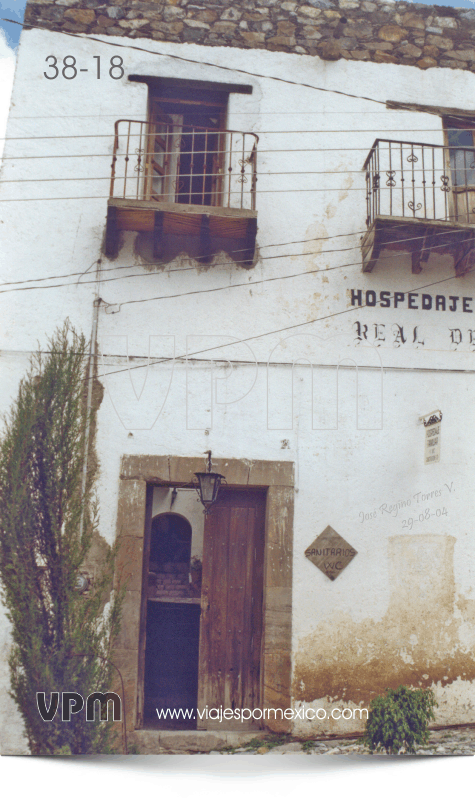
351 289 474 312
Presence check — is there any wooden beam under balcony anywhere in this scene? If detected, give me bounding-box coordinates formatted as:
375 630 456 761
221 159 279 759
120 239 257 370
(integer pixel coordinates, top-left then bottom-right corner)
362 215 475 277
105 198 258 265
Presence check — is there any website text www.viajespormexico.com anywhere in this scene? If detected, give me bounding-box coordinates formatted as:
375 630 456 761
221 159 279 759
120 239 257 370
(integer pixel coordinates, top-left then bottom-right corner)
155 706 369 723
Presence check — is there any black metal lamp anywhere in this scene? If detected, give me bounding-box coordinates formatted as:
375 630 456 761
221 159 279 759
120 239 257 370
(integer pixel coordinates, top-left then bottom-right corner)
194 451 225 513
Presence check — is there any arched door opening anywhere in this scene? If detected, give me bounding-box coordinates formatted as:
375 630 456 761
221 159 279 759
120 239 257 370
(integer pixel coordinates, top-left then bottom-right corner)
143 513 200 728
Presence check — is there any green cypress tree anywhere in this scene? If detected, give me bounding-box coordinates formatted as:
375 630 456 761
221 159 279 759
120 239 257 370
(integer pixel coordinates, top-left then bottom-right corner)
0 322 123 754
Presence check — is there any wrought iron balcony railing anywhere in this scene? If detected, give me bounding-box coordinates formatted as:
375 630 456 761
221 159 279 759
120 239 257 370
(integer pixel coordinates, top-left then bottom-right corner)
364 138 475 228
109 119 258 211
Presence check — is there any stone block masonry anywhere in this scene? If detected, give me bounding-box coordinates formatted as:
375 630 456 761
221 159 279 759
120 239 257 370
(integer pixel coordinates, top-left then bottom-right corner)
22 0 475 71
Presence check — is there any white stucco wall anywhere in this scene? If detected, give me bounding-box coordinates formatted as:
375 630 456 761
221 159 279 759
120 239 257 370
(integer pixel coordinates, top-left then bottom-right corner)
1 27 475 751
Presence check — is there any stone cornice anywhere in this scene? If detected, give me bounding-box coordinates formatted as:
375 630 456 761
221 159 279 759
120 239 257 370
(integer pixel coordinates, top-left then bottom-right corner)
23 0 475 71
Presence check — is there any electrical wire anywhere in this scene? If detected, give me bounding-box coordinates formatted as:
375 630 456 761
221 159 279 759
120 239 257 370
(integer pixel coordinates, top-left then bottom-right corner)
2 224 473 295
6 17 475 133
2 145 472 160
0 185 459 202
102 233 475 312
1 130 470 140
0 190 371 202
2 24 473 391
0 229 365 287
88 225 475 282
7 111 475 119
0 218 471 292
1 17 390 108
96 262 475 383
4 228 473 302
0 167 465 183
0 28 466 268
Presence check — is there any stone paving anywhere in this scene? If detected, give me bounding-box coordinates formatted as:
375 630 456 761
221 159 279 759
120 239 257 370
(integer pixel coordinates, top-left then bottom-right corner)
211 727 475 756
129 724 475 754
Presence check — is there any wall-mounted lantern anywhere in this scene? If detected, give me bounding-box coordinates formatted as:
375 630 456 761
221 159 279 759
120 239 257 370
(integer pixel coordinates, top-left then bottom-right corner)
194 451 225 514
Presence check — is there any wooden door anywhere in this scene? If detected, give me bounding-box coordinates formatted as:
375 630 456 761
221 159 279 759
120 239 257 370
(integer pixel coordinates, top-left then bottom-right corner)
445 117 475 224
145 102 183 202
197 489 266 730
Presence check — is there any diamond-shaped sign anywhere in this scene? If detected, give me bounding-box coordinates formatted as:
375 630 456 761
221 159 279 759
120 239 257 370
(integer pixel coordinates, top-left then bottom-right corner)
304 525 357 581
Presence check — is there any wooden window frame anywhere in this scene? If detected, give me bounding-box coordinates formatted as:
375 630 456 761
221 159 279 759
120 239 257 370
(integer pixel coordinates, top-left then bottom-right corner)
443 115 475 224
144 88 229 207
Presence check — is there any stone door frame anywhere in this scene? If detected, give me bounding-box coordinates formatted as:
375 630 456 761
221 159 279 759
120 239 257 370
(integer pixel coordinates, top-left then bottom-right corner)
113 455 294 734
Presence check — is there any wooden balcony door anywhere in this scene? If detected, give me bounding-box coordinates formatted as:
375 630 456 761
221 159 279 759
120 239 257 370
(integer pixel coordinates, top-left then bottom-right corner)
146 94 227 208
197 489 266 730
445 117 475 225
145 102 183 202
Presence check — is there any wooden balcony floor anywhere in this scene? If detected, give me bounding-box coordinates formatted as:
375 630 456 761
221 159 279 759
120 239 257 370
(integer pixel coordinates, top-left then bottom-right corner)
105 198 257 265
362 215 475 277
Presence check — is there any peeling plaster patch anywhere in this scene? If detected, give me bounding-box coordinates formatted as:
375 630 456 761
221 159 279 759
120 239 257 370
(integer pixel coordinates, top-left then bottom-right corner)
434 678 475 724
399 649 415 664
292 677 475 736
293 536 475 726
305 292 324 322
304 222 328 256
301 221 328 275
338 175 354 203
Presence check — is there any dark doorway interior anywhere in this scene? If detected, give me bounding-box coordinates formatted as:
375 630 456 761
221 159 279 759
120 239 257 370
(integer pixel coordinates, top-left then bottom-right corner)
149 88 227 207
143 512 200 729
144 601 200 729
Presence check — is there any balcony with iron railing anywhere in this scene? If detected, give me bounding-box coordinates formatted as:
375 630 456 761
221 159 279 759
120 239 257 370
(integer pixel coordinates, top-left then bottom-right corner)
362 139 475 276
105 119 258 264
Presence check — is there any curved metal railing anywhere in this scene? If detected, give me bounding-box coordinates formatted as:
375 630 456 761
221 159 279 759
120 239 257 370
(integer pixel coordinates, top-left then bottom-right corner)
364 138 475 227
110 120 258 211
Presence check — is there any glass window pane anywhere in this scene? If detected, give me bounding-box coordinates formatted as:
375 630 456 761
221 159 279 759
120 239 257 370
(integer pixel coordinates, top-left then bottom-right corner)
447 127 475 186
